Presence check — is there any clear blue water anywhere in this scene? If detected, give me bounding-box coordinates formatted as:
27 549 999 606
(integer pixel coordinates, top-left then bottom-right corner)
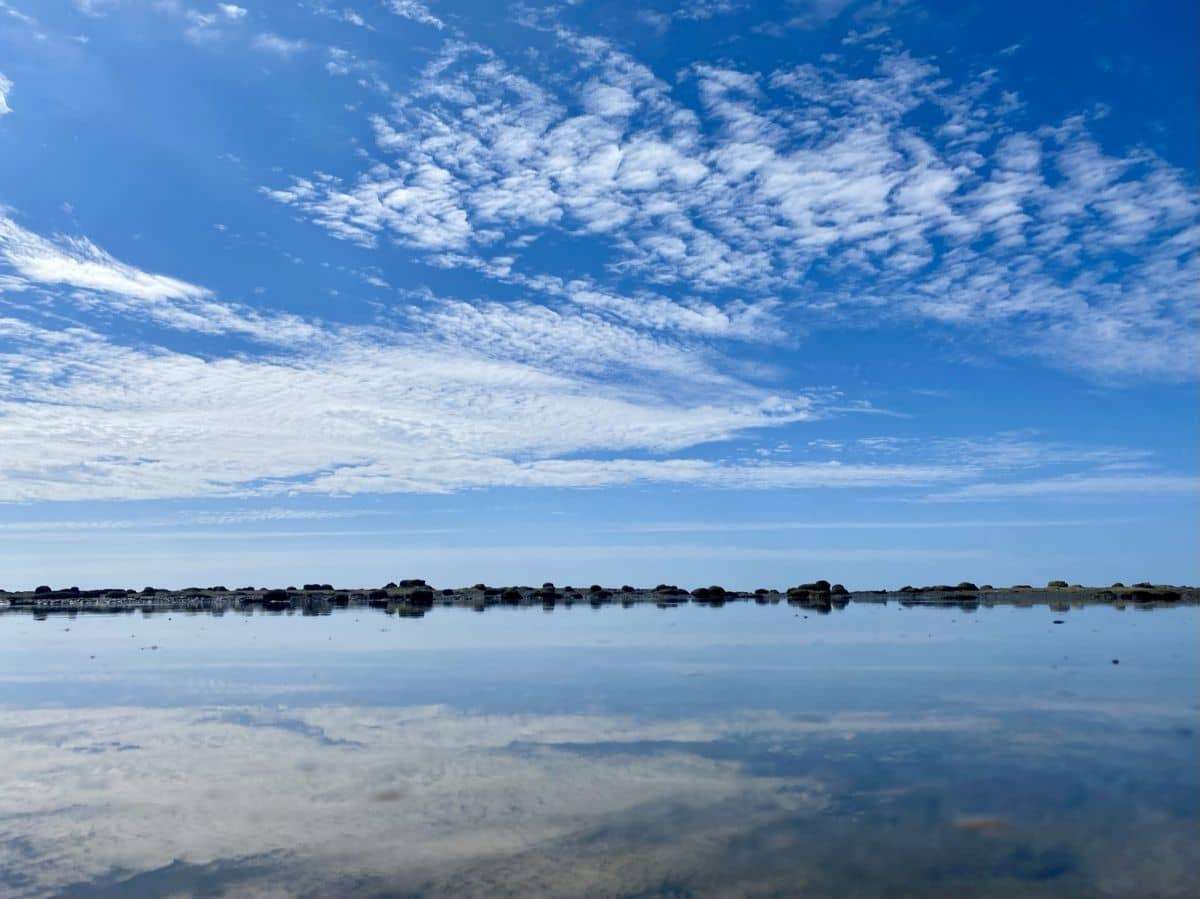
1 601 1196 897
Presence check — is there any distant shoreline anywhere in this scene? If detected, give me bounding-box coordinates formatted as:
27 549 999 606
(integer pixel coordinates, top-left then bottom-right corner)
3 581 1195 617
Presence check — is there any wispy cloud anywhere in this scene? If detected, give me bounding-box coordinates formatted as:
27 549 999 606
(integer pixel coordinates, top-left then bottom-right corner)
675 0 750 21
0 219 980 502
0 216 318 342
0 72 11 115
615 518 1134 533
252 32 308 56
0 216 209 302
0 507 384 533
927 474 1200 502
3 214 1191 504
73 0 116 17
0 2 36 28
385 0 444 30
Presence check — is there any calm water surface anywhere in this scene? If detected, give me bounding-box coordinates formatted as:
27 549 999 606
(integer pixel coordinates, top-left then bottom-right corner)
1 602 1196 898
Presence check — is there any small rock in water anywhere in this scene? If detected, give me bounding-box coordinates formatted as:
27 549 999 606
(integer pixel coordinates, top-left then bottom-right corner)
1053 619 1064 624
1112 659 1120 665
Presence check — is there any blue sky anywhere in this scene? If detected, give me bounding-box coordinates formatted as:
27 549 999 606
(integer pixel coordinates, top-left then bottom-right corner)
0 0 1196 589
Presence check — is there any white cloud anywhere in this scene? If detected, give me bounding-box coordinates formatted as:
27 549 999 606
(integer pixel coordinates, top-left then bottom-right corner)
252 32 308 56
0 216 317 343
385 0 443 30
0 217 208 302
0 316 852 501
326 46 354 75
265 34 1198 380
783 0 856 29
21 218 1142 503
675 0 748 21
73 0 117 17
0 2 36 27
0 219 984 503
151 1 248 43
6 270 1170 502
0 72 11 115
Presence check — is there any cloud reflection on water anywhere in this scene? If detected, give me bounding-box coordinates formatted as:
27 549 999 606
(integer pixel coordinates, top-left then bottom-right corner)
0 697 1196 898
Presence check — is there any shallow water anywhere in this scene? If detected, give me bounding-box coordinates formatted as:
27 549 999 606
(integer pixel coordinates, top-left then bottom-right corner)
1 601 1196 898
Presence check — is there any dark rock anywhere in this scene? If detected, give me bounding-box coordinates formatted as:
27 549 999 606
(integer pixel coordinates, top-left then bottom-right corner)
367 589 389 601
34 585 52 594
500 588 523 603
1047 580 1069 589
830 584 849 596
399 579 426 588
799 580 831 593
956 582 978 592
407 588 434 607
